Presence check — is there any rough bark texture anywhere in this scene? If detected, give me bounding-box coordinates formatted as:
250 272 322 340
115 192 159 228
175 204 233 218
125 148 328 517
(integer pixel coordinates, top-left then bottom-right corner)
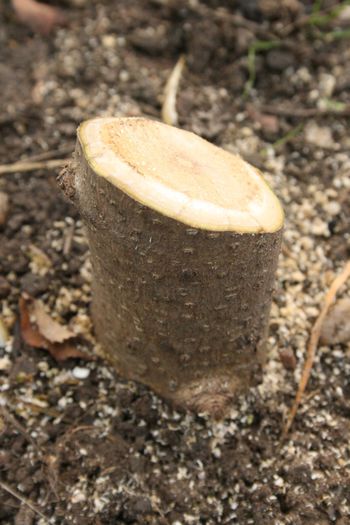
59 142 283 416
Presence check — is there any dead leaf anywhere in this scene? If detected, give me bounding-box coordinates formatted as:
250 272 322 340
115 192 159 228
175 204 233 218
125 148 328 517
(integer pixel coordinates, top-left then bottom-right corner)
19 294 93 362
320 297 350 345
31 298 75 343
19 296 47 348
11 0 67 36
0 192 9 226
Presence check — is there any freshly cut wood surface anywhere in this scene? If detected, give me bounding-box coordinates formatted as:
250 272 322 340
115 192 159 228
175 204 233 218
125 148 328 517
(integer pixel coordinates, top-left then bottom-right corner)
78 117 283 232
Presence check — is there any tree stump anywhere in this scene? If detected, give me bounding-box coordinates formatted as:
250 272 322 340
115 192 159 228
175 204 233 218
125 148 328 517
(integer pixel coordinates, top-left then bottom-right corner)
59 117 284 416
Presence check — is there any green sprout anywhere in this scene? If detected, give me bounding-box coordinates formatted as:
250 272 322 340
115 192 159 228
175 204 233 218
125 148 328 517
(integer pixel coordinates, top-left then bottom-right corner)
243 40 282 97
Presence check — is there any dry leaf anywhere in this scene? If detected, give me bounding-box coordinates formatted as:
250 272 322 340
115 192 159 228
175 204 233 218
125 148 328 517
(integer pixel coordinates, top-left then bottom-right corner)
19 295 47 348
12 0 67 36
19 294 93 362
31 298 75 343
0 192 9 226
320 298 350 345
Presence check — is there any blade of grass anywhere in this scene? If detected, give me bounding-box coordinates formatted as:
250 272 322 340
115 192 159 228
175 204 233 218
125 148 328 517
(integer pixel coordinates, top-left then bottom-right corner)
309 0 350 27
243 40 281 97
260 124 303 157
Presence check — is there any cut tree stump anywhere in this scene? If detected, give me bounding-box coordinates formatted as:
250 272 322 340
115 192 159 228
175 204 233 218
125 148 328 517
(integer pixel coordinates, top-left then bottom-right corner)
58 117 284 416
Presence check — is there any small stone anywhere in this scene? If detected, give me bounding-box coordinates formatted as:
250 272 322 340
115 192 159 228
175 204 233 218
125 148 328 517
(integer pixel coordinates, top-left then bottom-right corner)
72 366 90 379
101 34 117 49
133 496 153 515
266 50 295 72
0 356 11 370
305 122 334 149
279 348 297 370
324 201 341 216
320 298 350 345
319 73 336 98
21 273 49 296
71 489 86 503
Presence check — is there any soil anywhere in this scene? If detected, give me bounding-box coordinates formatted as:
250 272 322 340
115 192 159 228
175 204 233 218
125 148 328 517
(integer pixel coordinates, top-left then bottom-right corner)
1 1 350 524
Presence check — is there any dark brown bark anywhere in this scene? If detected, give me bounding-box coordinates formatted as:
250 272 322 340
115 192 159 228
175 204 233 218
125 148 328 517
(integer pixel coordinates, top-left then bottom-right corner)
60 141 283 416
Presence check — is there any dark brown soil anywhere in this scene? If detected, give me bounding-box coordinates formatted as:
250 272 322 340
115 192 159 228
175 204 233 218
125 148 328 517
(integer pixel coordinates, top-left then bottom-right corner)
1 1 350 524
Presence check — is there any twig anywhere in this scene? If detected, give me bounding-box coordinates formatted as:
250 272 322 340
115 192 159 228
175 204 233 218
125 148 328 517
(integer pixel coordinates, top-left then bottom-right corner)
63 223 75 256
0 158 68 175
162 55 185 126
190 2 278 41
18 146 73 163
283 260 350 437
257 104 350 118
0 480 48 520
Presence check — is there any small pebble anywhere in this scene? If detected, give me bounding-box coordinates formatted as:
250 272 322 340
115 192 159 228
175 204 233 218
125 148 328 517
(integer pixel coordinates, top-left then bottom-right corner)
72 366 90 379
305 122 334 149
0 356 11 371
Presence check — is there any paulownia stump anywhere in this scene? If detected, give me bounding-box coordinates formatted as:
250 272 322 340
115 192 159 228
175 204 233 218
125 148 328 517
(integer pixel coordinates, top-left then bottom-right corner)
59 117 284 416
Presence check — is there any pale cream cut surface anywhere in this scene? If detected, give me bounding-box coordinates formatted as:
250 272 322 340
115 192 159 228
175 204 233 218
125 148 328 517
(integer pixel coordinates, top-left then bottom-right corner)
78 117 284 232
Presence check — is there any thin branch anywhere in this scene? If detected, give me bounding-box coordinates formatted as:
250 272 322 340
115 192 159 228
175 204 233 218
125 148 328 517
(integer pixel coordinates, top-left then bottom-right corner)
0 158 68 176
0 480 48 520
18 146 73 163
257 104 350 118
283 260 350 437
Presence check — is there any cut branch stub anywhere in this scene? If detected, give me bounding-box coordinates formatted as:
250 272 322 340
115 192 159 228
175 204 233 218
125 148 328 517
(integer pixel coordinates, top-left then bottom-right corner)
61 117 284 416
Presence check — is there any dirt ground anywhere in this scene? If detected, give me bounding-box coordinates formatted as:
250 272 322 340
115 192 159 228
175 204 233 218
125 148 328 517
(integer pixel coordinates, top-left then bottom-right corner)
1 0 350 524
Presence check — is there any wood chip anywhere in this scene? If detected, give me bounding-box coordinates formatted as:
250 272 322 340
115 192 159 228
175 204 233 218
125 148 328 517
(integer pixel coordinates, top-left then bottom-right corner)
0 192 9 225
162 55 185 126
0 317 10 348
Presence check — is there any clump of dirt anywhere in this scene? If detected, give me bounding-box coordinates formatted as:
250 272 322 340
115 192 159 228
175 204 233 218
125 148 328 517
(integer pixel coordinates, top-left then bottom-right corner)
1 1 350 524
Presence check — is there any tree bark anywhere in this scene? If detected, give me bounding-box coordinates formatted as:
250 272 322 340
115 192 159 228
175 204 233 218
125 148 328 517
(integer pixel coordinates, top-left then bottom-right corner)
59 118 283 416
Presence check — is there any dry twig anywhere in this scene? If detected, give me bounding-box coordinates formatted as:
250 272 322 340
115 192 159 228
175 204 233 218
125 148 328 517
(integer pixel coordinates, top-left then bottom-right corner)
283 260 350 437
19 146 73 163
0 480 48 520
257 104 350 119
0 158 68 176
